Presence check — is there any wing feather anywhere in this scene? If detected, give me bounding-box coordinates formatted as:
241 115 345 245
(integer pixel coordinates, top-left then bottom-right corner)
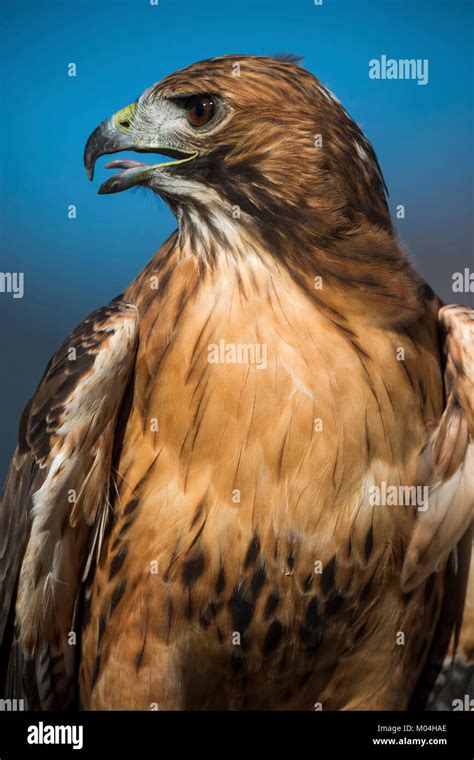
0 298 138 708
405 305 474 710
402 305 474 592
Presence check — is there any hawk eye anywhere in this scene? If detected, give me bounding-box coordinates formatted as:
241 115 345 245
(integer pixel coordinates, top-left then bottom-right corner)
186 95 215 127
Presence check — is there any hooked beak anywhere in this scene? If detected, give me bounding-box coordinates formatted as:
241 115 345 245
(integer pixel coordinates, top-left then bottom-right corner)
84 103 198 194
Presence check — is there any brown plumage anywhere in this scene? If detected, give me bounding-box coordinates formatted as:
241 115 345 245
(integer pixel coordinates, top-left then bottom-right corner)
1 55 472 710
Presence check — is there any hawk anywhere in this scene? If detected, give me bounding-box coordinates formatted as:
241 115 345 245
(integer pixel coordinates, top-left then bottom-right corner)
1 55 473 711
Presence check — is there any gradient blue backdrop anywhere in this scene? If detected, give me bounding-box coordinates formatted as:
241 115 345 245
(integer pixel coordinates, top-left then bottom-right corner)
1 0 473 480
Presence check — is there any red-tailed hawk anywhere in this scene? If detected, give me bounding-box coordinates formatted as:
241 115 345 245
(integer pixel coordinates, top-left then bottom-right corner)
1 55 473 710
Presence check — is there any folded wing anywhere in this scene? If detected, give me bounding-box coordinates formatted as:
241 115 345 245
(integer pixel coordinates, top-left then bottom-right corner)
405 304 474 710
0 298 138 708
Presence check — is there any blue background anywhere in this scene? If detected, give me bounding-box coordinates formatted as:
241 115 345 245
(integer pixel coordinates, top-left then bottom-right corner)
1 0 473 480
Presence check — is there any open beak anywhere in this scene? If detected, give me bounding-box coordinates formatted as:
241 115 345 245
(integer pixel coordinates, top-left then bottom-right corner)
84 103 198 194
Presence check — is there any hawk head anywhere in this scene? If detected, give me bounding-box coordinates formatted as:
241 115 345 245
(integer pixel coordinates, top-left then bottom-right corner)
84 55 392 238
85 55 426 326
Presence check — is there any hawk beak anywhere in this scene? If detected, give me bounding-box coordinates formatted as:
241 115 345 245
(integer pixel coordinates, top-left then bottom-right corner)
84 103 198 195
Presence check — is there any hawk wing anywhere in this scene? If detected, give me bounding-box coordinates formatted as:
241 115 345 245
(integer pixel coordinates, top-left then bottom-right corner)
403 305 474 709
0 298 138 708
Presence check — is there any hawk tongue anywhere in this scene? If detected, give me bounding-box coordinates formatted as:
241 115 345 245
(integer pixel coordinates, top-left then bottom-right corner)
105 159 147 170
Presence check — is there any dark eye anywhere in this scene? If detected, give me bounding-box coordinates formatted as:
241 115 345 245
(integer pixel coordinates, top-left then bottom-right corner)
186 95 215 127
